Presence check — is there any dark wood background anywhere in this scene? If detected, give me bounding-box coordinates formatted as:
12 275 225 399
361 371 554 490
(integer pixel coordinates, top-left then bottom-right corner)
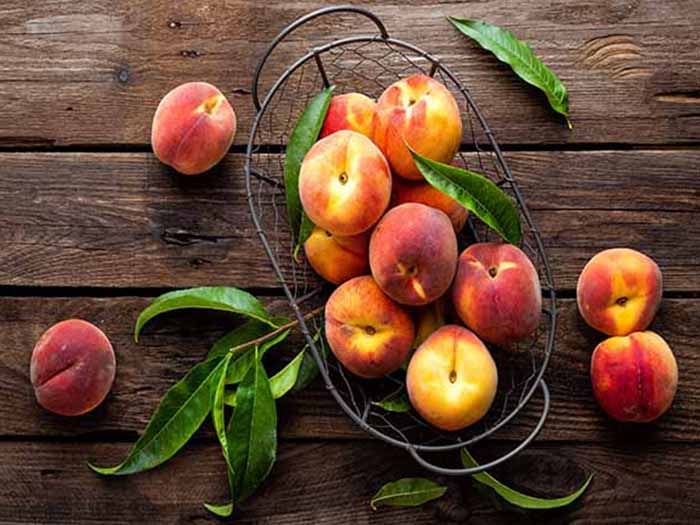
1 1 699 523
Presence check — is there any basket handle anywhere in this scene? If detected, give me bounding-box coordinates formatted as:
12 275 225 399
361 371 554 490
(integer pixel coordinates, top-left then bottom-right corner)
251 5 390 111
407 379 550 476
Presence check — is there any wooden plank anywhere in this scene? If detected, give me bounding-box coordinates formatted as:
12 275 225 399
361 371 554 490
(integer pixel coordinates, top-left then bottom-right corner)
1 1 699 147
0 150 697 290
0 440 698 523
0 296 696 441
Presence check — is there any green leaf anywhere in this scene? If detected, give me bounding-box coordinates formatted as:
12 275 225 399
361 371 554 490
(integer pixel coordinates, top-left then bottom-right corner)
411 150 522 244
89 356 229 476
448 17 571 128
284 85 334 248
461 449 593 509
227 348 277 502
370 478 447 510
293 213 316 261
372 387 411 413
206 318 288 362
291 328 324 393
225 329 291 385
224 350 306 407
135 287 277 342
203 502 233 517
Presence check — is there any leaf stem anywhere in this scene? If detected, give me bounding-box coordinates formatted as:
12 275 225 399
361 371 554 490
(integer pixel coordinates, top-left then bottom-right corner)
227 306 324 357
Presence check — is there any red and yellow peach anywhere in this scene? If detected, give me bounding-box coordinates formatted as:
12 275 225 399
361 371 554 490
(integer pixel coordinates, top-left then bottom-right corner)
577 248 662 336
151 82 236 175
373 74 462 180
299 130 392 236
391 177 468 232
304 226 369 285
325 276 415 378
407 325 498 431
452 243 542 346
591 331 678 422
30 319 116 416
370 203 458 306
319 93 376 139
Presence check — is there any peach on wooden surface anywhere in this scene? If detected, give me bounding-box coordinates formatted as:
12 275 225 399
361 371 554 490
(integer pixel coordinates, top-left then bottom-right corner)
30 319 116 417
369 203 458 306
591 331 678 423
299 130 391 236
373 74 462 180
391 177 468 232
577 248 662 336
304 226 369 285
319 93 376 139
325 276 414 378
406 325 497 431
151 82 237 175
452 242 542 347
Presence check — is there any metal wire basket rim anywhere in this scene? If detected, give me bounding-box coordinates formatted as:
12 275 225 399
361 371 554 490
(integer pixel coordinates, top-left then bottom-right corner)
245 21 556 459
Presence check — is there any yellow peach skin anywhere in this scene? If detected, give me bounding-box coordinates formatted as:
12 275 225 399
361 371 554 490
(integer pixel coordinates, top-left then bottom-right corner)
319 93 376 139
412 295 449 349
151 82 236 175
391 177 468 232
577 248 662 336
373 74 462 180
299 130 392 236
304 226 369 285
407 325 498 431
591 331 678 422
325 276 415 378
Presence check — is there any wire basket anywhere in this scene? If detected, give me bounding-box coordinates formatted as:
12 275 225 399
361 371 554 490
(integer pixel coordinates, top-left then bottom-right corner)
245 6 555 475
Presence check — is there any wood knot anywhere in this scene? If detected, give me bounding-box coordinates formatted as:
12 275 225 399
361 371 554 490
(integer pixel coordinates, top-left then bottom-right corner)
579 34 650 79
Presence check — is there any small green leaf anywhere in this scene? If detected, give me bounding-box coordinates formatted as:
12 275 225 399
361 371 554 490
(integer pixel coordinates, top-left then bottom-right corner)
225 329 291 385
203 502 233 517
284 85 334 247
225 350 306 407
411 150 522 244
135 287 277 342
227 348 277 503
291 328 324 393
370 478 447 510
461 449 593 509
448 17 572 128
372 387 411 413
206 318 288 362
89 356 229 476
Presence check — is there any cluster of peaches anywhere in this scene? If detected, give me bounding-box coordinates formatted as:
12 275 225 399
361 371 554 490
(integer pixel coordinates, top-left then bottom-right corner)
298 74 543 432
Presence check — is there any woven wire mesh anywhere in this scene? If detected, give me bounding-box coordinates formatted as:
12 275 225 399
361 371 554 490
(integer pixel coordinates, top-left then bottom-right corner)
247 37 554 452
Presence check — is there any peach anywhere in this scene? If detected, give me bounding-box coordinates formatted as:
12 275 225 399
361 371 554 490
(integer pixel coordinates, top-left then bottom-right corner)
577 248 662 336
30 319 116 416
591 331 678 423
370 203 457 306
325 276 414 378
151 82 236 175
373 74 462 180
319 93 376 139
412 295 449 349
304 226 369 285
392 177 468 232
453 243 542 346
299 130 392 236
407 325 498 431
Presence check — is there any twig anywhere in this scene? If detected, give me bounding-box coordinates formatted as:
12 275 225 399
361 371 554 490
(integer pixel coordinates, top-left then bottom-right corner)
228 305 324 357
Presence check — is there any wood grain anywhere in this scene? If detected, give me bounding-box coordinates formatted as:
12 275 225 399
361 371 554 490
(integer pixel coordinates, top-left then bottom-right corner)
0 440 698 524
1 1 699 148
1 296 696 441
1 150 697 290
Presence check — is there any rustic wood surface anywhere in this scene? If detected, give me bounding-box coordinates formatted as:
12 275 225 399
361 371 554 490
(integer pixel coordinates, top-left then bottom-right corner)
0 1 699 523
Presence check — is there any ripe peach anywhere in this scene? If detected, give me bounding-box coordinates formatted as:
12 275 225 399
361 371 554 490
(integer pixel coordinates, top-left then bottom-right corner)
577 248 662 336
373 74 462 180
299 130 391 236
151 82 236 175
591 331 678 423
325 276 414 378
369 203 458 306
30 319 116 416
412 295 449 349
407 325 497 431
304 226 369 285
392 177 468 232
453 243 542 346
319 93 376 139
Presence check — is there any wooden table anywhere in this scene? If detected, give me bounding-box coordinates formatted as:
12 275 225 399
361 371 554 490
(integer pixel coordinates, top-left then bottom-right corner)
1 1 699 523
